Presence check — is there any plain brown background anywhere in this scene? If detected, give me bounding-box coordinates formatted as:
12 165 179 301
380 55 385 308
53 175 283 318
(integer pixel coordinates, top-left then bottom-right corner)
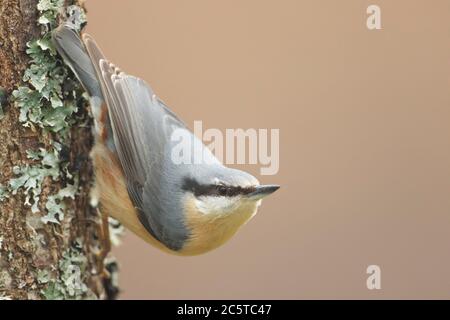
85 0 450 299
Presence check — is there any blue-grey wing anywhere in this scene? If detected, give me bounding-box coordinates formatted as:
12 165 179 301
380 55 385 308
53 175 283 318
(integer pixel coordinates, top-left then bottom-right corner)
83 35 190 250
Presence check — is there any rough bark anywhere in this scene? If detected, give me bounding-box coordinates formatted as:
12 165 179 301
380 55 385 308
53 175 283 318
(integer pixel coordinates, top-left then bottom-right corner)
0 0 114 300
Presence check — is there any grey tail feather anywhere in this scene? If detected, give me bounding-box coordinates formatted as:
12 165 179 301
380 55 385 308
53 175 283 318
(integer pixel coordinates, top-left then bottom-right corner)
52 24 117 151
52 23 103 100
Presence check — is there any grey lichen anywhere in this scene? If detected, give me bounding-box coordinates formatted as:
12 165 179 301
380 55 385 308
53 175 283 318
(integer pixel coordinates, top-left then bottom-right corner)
40 239 97 300
43 176 78 224
8 0 86 215
0 184 7 202
3 0 108 300
7 142 79 224
13 1 84 136
8 1 86 220
9 147 60 214
2 0 123 300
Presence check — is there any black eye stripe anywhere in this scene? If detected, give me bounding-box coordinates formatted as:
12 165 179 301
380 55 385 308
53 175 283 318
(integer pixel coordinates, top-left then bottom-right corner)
182 177 255 197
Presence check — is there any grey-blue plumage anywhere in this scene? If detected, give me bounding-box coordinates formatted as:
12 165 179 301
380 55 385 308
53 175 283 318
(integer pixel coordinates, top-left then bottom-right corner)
53 24 192 250
52 23 279 255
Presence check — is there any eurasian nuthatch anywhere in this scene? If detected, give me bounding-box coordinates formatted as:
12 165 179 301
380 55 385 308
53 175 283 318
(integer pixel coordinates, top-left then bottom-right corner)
52 23 279 256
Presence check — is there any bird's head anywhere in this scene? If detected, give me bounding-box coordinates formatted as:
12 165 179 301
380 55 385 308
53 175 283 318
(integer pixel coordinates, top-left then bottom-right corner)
179 166 279 255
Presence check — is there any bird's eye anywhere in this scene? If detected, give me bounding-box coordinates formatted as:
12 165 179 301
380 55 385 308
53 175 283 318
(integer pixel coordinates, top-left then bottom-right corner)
217 185 228 196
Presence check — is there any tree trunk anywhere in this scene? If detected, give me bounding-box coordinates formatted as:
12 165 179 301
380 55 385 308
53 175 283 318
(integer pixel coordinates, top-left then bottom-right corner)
0 0 117 300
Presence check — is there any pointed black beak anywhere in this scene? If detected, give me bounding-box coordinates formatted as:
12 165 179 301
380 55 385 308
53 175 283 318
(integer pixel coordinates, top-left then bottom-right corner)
247 185 280 200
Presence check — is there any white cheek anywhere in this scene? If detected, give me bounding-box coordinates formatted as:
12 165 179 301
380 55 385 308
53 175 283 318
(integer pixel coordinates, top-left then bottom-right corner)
195 196 238 215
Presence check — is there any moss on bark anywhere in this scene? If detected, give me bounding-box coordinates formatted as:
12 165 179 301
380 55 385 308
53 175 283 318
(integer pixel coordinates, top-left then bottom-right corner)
0 0 117 300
